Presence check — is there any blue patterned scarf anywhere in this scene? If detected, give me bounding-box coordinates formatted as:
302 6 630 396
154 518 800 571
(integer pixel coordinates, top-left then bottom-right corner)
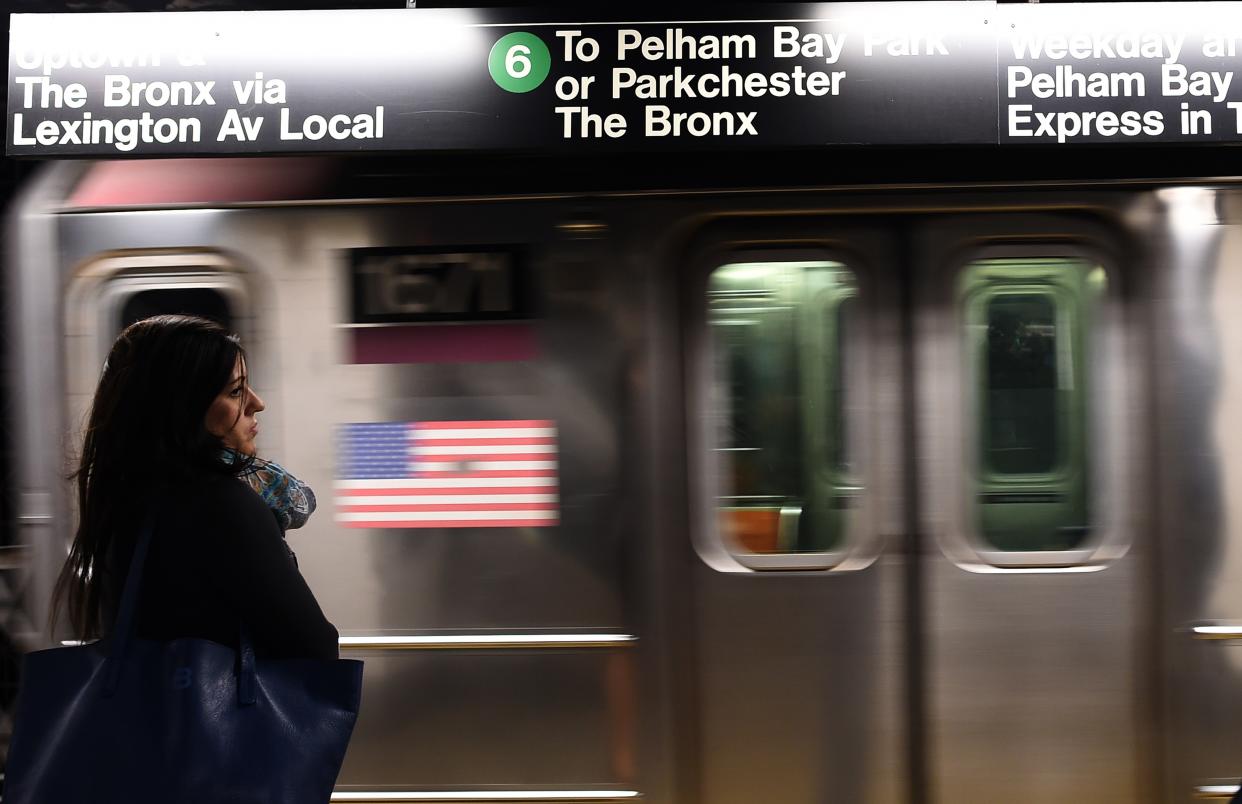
222 449 317 531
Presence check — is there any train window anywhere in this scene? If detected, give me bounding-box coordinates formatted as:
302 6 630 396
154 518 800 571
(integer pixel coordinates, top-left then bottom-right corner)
832 295 857 476
709 260 858 556
961 258 1104 553
120 287 234 332
983 293 1058 476
86 265 251 367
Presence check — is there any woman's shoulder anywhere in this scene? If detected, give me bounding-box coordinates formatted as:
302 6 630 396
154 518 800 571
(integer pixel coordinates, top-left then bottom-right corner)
178 472 277 529
177 470 254 501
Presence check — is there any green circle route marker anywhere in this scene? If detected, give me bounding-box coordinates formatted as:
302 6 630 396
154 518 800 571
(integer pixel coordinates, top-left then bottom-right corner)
488 32 551 93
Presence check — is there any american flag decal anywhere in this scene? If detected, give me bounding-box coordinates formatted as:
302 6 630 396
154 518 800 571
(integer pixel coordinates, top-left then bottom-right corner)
336 420 559 528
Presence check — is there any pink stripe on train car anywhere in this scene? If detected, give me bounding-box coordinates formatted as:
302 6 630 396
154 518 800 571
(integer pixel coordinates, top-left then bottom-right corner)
350 323 537 364
66 158 337 207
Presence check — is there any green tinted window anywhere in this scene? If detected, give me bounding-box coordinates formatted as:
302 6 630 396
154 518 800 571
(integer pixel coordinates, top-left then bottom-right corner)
984 294 1058 475
831 295 857 475
961 258 1101 553
709 260 857 555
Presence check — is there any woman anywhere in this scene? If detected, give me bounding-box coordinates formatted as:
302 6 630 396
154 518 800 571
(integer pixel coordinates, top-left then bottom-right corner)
50 314 338 660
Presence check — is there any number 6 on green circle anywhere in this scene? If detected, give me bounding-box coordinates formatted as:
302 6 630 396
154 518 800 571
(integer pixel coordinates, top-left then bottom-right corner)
489 32 551 93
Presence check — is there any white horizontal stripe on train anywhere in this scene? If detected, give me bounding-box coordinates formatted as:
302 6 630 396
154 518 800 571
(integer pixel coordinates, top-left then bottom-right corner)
411 444 557 455
1191 625 1242 637
1195 786 1240 797
411 427 555 440
338 493 558 506
337 477 557 489
421 460 556 471
337 510 559 522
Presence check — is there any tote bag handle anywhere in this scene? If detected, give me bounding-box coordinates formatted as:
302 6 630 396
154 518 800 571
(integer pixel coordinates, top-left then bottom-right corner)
100 513 258 705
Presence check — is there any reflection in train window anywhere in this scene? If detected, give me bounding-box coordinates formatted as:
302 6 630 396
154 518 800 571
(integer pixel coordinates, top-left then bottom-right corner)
709 260 858 555
961 258 1105 552
832 295 857 476
984 294 1058 475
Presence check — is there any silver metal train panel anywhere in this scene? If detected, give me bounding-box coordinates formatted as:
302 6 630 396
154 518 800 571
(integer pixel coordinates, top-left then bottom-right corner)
1157 187 1242 802
11 159 1242 802
51 197 642 792
916 208 1149 804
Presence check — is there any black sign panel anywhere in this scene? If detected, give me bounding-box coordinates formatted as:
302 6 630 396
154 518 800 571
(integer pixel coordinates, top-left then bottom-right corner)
998 4 1242 143
348 248 530 325
9 2 1242 155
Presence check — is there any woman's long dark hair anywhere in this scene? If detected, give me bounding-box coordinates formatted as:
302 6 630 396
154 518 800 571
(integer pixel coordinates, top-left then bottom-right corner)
50 315 251 639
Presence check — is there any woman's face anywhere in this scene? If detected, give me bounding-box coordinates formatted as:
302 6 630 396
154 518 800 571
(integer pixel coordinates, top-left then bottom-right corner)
204 355 266 455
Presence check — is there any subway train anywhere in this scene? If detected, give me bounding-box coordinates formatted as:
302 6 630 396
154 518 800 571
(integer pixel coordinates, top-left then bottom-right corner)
4 149 1242 804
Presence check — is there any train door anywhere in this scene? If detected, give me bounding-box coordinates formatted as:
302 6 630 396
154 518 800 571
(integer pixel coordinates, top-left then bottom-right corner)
681 218 906 804
678 208 1146 804
914 215 1145 804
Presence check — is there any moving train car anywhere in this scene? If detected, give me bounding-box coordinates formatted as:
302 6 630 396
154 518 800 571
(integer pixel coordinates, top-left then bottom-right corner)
4 149 1241 804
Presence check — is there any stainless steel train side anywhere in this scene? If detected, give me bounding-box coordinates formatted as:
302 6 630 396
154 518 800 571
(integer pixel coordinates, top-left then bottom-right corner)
6 159 1242 803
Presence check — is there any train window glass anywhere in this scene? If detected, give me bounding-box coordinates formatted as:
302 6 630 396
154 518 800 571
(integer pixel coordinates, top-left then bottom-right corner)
832 295 857 476
119 287 234 333
961 258 1103 553
983 293 1058 475
709 260 858 555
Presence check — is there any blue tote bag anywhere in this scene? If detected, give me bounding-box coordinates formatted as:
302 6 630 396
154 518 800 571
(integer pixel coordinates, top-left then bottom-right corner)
3 517 364 804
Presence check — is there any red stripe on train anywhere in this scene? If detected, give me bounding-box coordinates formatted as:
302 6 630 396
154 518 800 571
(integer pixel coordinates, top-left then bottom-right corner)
412 437 557 447
338 502 557 513
339 485 553 497
340 519 558 528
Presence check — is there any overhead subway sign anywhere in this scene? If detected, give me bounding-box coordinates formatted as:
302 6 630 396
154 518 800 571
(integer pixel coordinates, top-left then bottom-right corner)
9 3 1242 155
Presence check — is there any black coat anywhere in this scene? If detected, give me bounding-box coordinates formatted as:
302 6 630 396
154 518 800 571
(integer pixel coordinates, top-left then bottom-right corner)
101 473 339 660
